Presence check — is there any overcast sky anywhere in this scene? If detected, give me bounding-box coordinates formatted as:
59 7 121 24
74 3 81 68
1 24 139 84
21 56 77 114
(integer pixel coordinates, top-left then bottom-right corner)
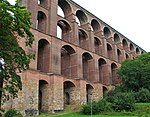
8 0 150 52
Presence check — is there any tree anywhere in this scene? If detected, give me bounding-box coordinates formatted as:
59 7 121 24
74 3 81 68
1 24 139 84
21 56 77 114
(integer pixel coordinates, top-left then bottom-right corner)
0 0 34 109
117 53 150 92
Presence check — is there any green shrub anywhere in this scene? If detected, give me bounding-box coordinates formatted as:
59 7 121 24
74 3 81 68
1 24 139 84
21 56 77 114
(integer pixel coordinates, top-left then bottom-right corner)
135 88 150 102
4 109 23 117
81 99 112 115
111 92 135 112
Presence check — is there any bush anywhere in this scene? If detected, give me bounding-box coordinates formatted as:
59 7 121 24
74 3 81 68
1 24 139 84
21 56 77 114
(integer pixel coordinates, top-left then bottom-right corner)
135 88 150 102
111 92 135 112
81 99 112 115
4 109 23 117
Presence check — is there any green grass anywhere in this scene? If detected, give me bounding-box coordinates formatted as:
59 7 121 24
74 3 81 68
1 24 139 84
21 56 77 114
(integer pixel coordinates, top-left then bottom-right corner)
32 103 150 117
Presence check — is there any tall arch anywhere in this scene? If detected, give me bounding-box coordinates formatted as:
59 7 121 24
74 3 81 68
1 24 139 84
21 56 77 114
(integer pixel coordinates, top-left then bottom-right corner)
98 58 107 84
111 63 118 85
82 52 93 81
125 53 129 59
103 27 111 38
37 39 50 73
107 43 113 60
78 29 88 50
58 0 72 17
136 48 140 54
38 80 49 112
86 84 94 103
61 45 76 77
37 11 47 33
94 37 102 55
76 10 88 25
57 20 71 40
117 49 122 63
91 19 101 32
64 81 76 105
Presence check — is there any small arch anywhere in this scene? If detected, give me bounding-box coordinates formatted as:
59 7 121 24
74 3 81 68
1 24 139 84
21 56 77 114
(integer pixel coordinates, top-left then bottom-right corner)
91 19 101 31
57 20 71 39
76 10 88 25
86 84 94 103
98 58 107 84
38 80 49 112
94 37 101 55
125 53 129 59
102 86 108 96
58 0 72 17
122 39 128 50
37 39 50 73
61 45 76 77
107 43 113 59
103 27 111 38
114 33 120 43
111 63 118 85
136 48 140 54
117 49 122 63
78 29 88 50
37 11 47 33
130 43 134 51
82 52 93 80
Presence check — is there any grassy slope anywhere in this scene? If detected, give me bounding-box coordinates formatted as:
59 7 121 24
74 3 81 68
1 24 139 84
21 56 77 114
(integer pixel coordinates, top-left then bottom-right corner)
34 103 150 117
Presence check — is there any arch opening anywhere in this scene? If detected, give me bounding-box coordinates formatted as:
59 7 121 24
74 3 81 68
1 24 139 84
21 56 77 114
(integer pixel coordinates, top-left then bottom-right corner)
111 63 119 85
98 58 107 84
76 10 88 25
104 27 111 38
61 45 76 77
117 49 122 63
114 33 120 43
64 81 76 105
38 80 49 112
37 39 50 73
82 53 93 81
91 19 100 32
37 11 47 33
122 39 128 50
86 84 94 103
94 37 101 55
107 43 113 59
130 43 134 51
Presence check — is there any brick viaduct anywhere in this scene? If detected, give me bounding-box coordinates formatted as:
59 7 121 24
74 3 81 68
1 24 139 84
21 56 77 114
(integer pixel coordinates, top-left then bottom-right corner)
3 0 145 115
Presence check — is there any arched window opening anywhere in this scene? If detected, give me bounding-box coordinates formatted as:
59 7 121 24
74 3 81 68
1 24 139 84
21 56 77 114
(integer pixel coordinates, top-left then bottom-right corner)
98 58 107 84
57 20 71 40
58 0 72 17
91 19 100 32
107 43 113 59
37 39 50 73
130 43 134 51
117 49 122 63
61 45 76 77
64 81 76 105
76 10 88 26
114 33 120 43
86 84 94 103
104 27 111 38
94 37 101 55
111 63 119 85
79 29 88 50
122 39 128 50
103 86 108 96
136 48 140 54
37 11 47 33
82 53 93 81
125 53 129 59
38 80 48 112
57 6 65 17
